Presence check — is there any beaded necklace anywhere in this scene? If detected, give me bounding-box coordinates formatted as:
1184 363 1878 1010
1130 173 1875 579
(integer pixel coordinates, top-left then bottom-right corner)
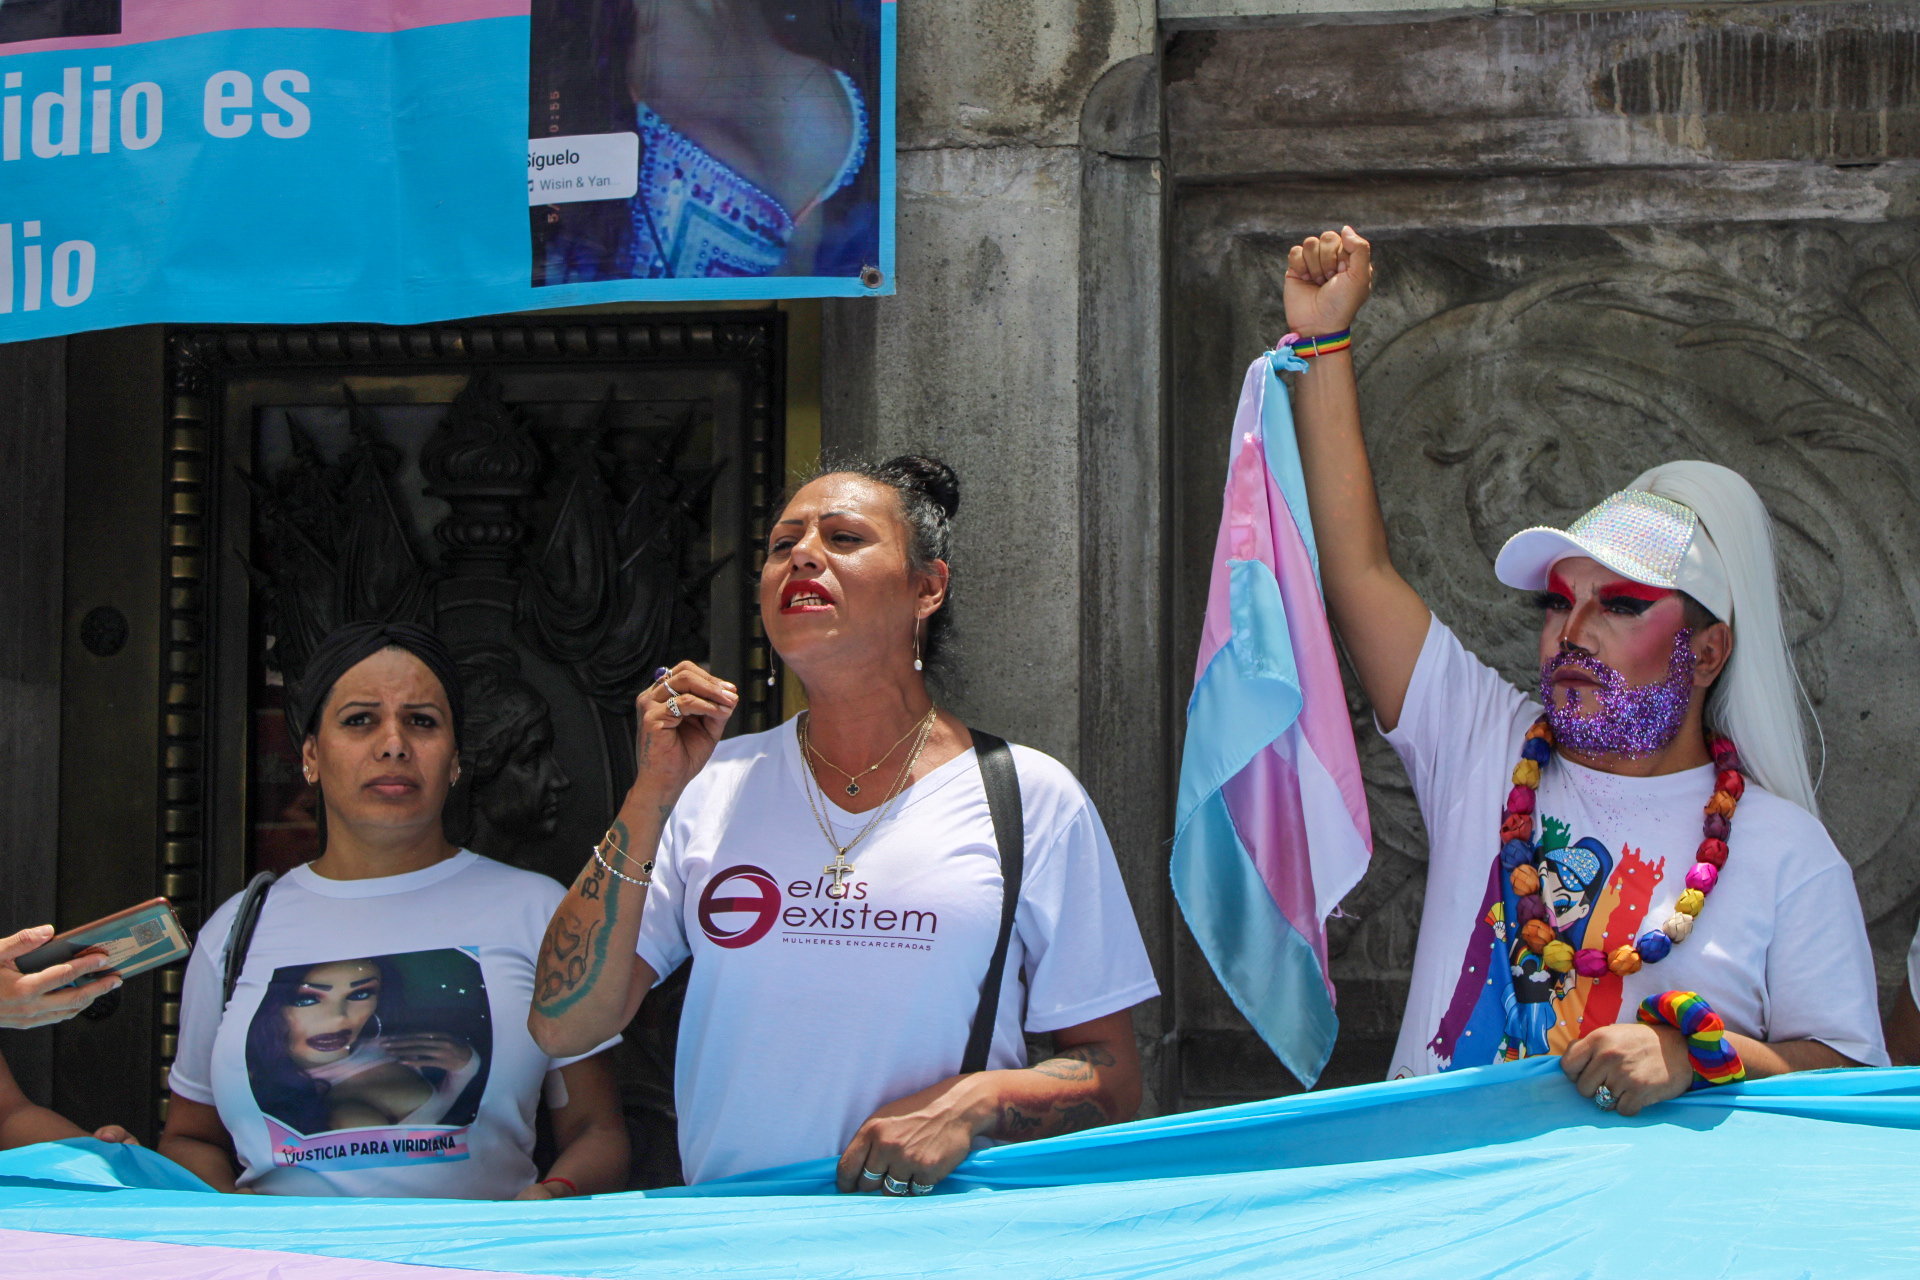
1500 716 1743 981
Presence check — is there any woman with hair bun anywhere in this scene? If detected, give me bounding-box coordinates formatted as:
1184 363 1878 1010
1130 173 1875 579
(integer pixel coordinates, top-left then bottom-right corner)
532 456 1159 1191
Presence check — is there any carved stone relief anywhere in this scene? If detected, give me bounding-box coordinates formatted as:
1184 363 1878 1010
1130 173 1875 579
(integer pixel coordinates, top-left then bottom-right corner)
1174 220 1920 1074
244 375 722 887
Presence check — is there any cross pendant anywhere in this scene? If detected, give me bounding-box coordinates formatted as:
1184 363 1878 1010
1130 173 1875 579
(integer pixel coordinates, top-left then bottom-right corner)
823 854 855 897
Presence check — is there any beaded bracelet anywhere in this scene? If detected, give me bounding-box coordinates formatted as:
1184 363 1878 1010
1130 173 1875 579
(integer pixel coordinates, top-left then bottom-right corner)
593 826 653 886
1637 991 1746 1089
1280 328 1352 359
594 844 653 888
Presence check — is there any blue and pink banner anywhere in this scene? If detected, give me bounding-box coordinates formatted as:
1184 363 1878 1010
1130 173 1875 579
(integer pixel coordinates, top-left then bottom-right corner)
0 0 895 343
1173 349 1373 1088
4 1061 1919 1277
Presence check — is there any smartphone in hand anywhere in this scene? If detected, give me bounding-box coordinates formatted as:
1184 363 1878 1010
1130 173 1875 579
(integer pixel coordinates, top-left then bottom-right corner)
14 899 190 986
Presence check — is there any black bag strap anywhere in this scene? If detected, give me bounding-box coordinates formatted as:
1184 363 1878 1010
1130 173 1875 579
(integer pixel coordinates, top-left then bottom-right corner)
961 729 1023 1075
221 870 278 1010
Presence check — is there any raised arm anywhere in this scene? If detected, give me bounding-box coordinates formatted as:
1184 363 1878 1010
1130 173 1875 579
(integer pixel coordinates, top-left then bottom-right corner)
528 661 736 1058
1286 227 1431 730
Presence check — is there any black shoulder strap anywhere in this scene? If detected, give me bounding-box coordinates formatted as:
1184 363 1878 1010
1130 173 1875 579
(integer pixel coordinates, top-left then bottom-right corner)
221 870 278 1010
961 729 1023 1075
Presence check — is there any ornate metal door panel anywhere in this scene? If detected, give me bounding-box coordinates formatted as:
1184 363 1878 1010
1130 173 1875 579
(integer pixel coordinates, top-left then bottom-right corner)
57 315 783 1182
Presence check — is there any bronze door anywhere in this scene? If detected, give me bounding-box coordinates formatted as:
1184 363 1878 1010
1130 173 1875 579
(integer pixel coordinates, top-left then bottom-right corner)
55 314 785 1185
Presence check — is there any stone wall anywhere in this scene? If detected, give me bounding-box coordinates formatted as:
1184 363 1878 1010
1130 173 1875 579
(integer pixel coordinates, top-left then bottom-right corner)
1169 3 1920 1094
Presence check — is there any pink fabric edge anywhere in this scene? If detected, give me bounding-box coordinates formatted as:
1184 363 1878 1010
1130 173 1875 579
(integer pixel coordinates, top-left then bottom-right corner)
0 1228 565 1280
1193 359 1268 682
0 1 527 55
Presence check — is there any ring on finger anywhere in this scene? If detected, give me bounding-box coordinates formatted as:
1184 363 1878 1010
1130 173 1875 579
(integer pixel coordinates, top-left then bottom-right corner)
858 1165 885 1185
881 1173 912 1196
1593 1084 1618 1112
666 693 682 718
909 1180 935 1196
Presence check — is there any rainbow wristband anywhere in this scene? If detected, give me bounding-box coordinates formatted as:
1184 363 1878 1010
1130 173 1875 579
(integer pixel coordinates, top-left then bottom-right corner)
1280 328 1352 359
1636 991 1746 1089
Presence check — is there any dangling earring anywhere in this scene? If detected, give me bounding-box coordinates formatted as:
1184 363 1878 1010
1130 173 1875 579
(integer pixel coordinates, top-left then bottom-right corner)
766 652 778 688
913 626 923 673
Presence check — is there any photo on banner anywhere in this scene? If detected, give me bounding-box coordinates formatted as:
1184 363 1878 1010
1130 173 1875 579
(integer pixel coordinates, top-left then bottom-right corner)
0 0 119 45
246 947 493 1172
528 0 883 289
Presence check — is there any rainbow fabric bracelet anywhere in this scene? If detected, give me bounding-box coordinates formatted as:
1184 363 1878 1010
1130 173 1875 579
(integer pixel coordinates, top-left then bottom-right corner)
1636 991 1746 1089
1280 329 1352 359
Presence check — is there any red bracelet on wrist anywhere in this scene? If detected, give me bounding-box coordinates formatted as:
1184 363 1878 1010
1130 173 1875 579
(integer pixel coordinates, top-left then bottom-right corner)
540 1176 578 1197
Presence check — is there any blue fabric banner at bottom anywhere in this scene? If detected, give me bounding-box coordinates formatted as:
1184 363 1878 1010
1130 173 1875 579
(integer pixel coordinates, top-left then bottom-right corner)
3 1060 1918 1278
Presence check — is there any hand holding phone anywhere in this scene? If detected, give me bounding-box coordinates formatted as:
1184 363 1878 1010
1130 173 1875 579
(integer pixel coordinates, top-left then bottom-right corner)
4 899 188 1030
0 924 122 1030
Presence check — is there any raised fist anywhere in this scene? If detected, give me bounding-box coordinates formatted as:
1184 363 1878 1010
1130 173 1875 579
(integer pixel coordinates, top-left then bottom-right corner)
1284 227 1373 339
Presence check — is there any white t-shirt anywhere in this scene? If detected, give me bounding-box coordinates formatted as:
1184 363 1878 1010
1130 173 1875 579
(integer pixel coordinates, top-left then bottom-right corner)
1385 618 1887 1079
1906 921 1920 1010
171 852 616 1198
637 719 1160 1185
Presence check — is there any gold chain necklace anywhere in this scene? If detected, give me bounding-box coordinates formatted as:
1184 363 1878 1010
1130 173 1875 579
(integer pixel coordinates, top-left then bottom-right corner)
802 711 932 797
798 707 936 897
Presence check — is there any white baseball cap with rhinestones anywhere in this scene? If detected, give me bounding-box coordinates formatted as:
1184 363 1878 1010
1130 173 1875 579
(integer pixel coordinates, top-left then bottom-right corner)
1494 489 1733 622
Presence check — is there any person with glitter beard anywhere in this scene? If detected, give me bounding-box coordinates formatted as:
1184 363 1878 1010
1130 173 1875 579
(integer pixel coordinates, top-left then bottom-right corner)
1278 226 1887 1115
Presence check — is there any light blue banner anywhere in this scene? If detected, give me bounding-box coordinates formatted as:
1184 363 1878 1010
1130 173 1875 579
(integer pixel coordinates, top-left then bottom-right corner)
3 1061 1917 1277
0 3 894 343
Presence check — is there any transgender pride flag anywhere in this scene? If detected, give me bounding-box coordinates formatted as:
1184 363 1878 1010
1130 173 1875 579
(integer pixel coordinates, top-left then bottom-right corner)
1173 347 1373 1089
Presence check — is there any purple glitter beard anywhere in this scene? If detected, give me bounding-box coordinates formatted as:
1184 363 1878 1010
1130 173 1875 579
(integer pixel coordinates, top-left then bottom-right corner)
1539 628 1696 758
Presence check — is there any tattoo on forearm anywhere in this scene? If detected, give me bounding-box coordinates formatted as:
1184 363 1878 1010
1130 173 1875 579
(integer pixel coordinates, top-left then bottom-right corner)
1050 1101 1107 1135
1028 1045 1116 1083
534 821 629 1019
999 1105 1044 1136
995 1093 1115 1142
994 1045 1122 1142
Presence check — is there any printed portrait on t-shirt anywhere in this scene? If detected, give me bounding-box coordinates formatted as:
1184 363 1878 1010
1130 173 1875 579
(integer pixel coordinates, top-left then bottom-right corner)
245 947 493 1170
1425 816 1664 1072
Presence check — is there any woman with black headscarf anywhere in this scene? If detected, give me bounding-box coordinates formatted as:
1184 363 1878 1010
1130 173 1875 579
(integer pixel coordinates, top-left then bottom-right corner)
159 623 629 1199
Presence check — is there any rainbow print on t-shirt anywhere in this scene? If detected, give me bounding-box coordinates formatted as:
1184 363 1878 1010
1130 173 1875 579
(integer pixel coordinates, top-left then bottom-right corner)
1428 817 1665 1070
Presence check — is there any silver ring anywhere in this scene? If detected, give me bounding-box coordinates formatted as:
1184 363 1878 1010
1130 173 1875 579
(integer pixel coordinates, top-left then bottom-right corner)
1593 1085 1618 1112
858 1165 884 1184
881 1173 912 1196
909 1180 935 1196
667 695 682 718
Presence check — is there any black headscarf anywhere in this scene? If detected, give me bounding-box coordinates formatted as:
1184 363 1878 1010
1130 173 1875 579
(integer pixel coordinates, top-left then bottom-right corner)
286 622 467 748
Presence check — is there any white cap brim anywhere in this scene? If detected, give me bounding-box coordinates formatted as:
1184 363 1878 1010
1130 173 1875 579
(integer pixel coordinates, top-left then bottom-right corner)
1495 522 1732 622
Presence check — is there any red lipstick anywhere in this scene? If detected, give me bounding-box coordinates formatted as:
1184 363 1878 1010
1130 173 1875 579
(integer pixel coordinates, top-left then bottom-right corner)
780 579 835 613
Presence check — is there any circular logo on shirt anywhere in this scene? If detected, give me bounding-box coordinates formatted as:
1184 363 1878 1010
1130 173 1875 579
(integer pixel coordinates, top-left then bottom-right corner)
697 865 782 949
